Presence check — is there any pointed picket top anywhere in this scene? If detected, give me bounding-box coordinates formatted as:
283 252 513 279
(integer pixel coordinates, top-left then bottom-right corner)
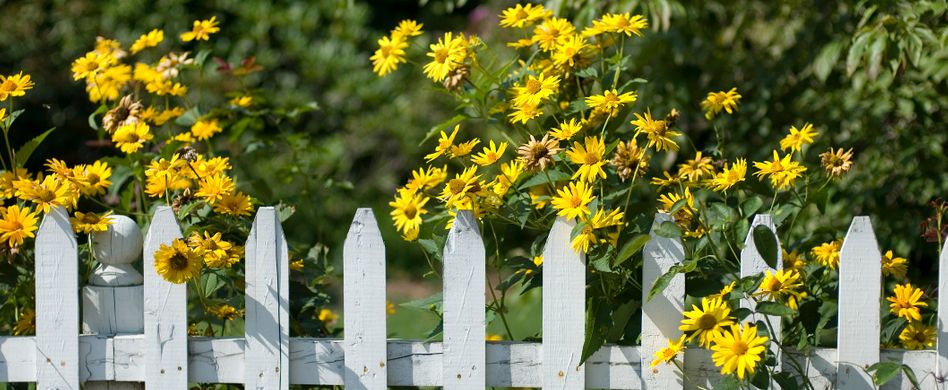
142 206 187 388
641 213 685 389
936 238 948 380
542 216 586 389
35 206 79 389
245 207 290 389
442 210 486 389
837 216 881 389
343 208 387 389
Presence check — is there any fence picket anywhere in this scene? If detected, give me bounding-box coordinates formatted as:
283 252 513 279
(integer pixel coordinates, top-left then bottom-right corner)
244 207 290 389
937 239 948 381
142 206 187 388
740 213 782 377
837 216 881 389
542 216 585 389
442 210 486 389
343 208 387 389
35 206 79 389
641 213 685 389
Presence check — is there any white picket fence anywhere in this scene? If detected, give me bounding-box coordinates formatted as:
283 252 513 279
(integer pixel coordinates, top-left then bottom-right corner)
1 205 947 389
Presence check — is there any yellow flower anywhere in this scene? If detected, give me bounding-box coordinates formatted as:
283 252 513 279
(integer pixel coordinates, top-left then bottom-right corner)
423 32 465 82
779 123 818 153
391 19 423 39
13 308 35 336
386 300 397 315
551 181 594 220
371 35 408 77
571 208 624 253
0 169 29 199
486 334 503 341
710 323 768 380
708 159 746 192
195 174 235 204
130 29 164 54
290 259 304 272
586 89 636 117
318 308 338 324
425 124 460 161
190 119 223 140
532 17 575 51
882 250 908 278
552 34 590 71
650 335 685 368
508 101 543 124
529 185 550 209
94 37 125 58
887 283 927 322
594 13 648 37
549 118 583 141
499 4 550 28
145 155 190 198
210 305 243 321
189 231 236 268
756 269 807 310
708 281 736 300
753 150 807 190
680 297 734 348
191 155 232 178
782 249 807 271
406 165 448 192
631 109 680 152
677 151 714 182
471 140 507 166
86 64 132 102
439 167 481 209
390 188 429 240
658 188 695 217
112 122 153 153
450 139 480 159
810 240 841 269
566 136 607 183
73 161 112 196
511 73 560 106
0 108 5 123
701 87 741 120
820 147 854 177
71 211 113 234
14 175 75 213
181 16 221 42
0 205 39 247
899 322 935 350
153 239 202 284
229 95 253 107
213 192 254 217
0 72 35 101
492 160 524 195
71 52 113 81
149 107 185 126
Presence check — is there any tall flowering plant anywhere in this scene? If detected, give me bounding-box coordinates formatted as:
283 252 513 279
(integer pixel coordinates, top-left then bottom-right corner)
374 4 938 387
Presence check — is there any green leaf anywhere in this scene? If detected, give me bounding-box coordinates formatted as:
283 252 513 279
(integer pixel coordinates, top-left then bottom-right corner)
773 371 800 390
615 234 650 267
15 127 55 166
741 196 764 217
714 375 741 390
275 203 295 222
517 169 571 190
417 238 443 263
750 366 770 389
401 292 443 312
813 40 844 82
756 301 795 317
867 31 887 80
752 224 779 269
200 271 226 298
847 32 873 76
86 105 106 130
3 109 25 129
174 107 202 127
647 265 682 301
902 364 922 390
867 361 902 386
194 49 212 66
655 221 681 238
419 114 465 146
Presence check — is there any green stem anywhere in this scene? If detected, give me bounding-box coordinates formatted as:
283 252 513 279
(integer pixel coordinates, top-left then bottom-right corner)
487 222 515 340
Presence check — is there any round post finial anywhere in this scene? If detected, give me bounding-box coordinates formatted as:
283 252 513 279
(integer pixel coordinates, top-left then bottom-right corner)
89 214 144 286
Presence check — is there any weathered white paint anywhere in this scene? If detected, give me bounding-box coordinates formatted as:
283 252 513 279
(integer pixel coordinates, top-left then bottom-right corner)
142 206 187 388
937 238 948 384
343 208 388 389
837 216 882 389
641 212 684 388
35 206 80 389
244 207 290 389
442 210 486 389
740 213 782 384
542 216 586 389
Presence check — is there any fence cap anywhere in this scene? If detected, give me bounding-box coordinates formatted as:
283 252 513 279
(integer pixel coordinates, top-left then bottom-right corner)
90 214 144 286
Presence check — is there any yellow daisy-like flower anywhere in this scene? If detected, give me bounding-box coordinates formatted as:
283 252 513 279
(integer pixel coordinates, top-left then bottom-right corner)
181 16 221 42
631 109 680 152
405 165 447 192
14 175 75 213
658 187 695 217
13 308 35 336
701 87 742 120
189 231 236 268
779 123 819 153
677 151 714 182
144 155 190 198
551 181 594 220
499 3 550 28
709 159 747 192
0 108 5 123
391 19 423 39
229 95 253 108
492 160 524 196
112 122 153 154
508 101 543 124
708 281 736 300
595 13 648 37
650 335 685 368
882 250 908 278
71 211 113 234
0 72 35 101
425 124 460 161
549 118 583 141
389 188 429 240
532 17 575 52
213 192 254 217
679 297 735 348
710 323 768 380
810 240 842 269
423 32 465 82
450 139 480 159
887 283 927 322
87 64 132 102
0 205 39 248
290 259 304 272
783 248 807 271
551 34 590 71
756 269 807 310
899 322 935 350
753 150 807 190
190 119 223 141
153 239 202 284
471 140 507 166
586 89 636 118
512 73 560 107
71 52 113 81
571 208 624 253
0 169 30 199
130 29 164 54
195 174 235 204
318 308 338 324
439 166 481 209
73 160 112 196
210 304 243 321
371 35 408 77
565 136 607 183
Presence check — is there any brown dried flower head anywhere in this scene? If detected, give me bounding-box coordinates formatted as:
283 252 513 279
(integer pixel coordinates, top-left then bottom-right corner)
442 65 470 91
610 140 649 181
102 95 143 134
819 147 854 177
518 134 561 171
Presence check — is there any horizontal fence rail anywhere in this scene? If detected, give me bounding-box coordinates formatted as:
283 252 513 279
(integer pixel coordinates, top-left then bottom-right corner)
0 205 945 389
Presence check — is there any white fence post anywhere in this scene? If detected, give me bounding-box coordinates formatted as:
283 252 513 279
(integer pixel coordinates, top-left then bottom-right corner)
442 210 486 389
542 217 585 389
343 208 388 389
641 212 685 388
837 216 881 389
741 213 782 377
142 206 187 388
82 215 145 389
244 207 290 389
35 206 79 389
936 238 948 384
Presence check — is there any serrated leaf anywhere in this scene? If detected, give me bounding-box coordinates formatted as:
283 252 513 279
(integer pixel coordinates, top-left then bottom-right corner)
655 221 681 238
756 301 795 316
647 265 682 301
615 234 650 267
15 127 55 166
752 224 779 269
517 169 571 190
